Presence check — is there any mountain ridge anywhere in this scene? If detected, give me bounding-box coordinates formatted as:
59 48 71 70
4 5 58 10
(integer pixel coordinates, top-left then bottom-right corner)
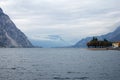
0 8 33 48
73 26 120 48
30 35 70 48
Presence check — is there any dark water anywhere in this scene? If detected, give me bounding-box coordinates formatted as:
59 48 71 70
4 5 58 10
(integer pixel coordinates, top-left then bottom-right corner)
0 48 120 80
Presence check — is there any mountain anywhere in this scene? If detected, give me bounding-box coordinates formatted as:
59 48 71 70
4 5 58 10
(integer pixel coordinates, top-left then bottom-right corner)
73 26 120 48
30 35 70 48
104 26 120 41
0 8 33 48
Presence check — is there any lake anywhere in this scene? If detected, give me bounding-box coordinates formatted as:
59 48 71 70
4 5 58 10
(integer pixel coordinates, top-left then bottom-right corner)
0 48 120 80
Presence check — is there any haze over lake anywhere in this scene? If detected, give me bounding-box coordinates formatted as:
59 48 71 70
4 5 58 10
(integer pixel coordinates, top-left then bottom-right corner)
0 48 120 80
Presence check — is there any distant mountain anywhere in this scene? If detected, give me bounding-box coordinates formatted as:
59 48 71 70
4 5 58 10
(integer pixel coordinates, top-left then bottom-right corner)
104 26 120 41
73 26 120 48
0 8 33 48
30 35 70 48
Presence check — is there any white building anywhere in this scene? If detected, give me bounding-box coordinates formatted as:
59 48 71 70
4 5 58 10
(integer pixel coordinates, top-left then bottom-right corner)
112 42 120 48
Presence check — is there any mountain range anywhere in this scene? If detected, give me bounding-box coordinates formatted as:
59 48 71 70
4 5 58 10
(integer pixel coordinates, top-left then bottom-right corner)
0 7 120 48
0 8 33 48
30 35 70 48
73 26 120 48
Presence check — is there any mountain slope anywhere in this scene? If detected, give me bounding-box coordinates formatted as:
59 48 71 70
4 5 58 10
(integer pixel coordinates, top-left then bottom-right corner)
104 26 120 41
73 26 120 48
0 8 33 48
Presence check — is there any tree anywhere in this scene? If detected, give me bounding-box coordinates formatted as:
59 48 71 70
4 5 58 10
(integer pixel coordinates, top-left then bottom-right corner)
87 37 112 48
92 37 98 41
104 39 108 42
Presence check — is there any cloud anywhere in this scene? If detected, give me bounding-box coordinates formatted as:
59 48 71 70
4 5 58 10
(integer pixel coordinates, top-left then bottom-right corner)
0 0 120 44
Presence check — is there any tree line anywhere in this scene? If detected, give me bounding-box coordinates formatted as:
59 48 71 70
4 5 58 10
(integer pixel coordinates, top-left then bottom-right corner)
87 37 112 48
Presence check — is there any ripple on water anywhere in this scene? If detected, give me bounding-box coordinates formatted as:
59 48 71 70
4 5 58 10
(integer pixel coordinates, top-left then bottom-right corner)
53 76 89 80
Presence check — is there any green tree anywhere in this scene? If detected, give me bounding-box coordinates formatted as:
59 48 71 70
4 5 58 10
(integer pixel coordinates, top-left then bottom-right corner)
104 39 108 42
87 37 112 48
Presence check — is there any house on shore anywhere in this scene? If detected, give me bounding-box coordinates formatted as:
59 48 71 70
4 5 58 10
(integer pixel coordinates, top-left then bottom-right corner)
112 42 120 48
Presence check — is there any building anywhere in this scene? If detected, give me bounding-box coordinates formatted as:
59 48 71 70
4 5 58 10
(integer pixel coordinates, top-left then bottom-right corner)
112 42 120 48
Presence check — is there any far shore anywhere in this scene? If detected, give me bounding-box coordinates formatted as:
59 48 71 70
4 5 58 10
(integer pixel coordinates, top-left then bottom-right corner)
87 47 120 51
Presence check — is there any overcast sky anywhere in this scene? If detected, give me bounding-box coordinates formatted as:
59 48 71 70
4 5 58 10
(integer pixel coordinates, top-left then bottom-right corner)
0 0 120 44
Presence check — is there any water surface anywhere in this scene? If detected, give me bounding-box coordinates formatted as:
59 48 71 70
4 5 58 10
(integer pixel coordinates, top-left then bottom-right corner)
0 48 120 80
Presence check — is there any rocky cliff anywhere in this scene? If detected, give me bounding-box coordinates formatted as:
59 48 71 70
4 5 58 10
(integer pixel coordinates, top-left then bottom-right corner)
0 8 33 48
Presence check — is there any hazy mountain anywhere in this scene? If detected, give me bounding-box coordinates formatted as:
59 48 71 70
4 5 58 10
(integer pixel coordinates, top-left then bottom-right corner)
73 26 120 48
104 26 120 41
0 8 33 48
30 35 70 48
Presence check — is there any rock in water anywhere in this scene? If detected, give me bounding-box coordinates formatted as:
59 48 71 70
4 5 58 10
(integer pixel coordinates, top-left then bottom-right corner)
0 8 33 48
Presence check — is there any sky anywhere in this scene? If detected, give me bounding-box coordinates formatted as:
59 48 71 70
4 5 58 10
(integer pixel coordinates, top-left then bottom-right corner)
0 0 120 44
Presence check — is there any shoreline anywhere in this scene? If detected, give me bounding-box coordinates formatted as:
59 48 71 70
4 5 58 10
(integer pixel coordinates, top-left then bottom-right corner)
87 47 120 51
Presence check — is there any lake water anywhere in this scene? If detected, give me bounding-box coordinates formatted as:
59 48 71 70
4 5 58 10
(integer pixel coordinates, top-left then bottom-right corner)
0 48 120 80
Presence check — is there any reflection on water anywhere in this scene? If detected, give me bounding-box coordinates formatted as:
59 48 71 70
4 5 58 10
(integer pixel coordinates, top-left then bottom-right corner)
0 48 120 80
